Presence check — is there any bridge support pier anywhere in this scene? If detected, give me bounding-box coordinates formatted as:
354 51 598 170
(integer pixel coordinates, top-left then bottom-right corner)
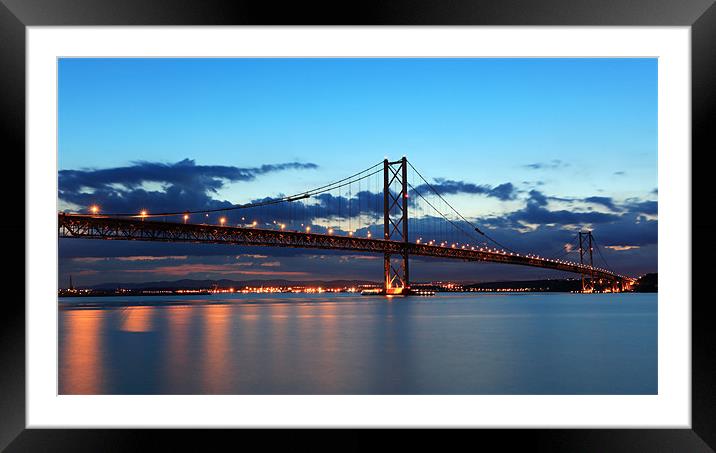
579 231 594 292
383 157 410 294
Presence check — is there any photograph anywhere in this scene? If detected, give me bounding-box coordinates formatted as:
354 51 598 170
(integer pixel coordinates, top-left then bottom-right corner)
3 0 711 445
57 57 658 396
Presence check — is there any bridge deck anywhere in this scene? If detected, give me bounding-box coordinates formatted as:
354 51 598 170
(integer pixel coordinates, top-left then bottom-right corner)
58 214 632 282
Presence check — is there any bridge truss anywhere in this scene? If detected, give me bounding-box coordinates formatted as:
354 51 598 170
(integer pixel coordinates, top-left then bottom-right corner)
59 214 633 287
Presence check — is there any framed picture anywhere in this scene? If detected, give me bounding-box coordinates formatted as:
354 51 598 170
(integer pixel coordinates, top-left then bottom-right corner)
4 0 712 449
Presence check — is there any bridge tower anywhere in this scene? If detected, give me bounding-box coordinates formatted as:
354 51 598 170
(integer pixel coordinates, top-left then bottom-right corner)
578 231 594 292
383 157 409 294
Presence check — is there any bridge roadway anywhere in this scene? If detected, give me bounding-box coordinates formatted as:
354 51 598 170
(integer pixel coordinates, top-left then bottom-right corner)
59 214 632 283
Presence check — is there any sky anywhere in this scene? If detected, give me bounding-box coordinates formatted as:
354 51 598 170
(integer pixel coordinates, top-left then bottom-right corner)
58 58 657 286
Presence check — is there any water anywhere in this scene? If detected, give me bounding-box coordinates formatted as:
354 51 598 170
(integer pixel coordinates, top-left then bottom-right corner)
58 292 657 395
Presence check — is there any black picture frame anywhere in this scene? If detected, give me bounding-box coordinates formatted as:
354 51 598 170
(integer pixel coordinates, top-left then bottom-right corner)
2 0 713 450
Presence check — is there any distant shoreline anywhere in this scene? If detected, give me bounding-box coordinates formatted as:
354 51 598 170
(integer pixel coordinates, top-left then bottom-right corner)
59 274 657 297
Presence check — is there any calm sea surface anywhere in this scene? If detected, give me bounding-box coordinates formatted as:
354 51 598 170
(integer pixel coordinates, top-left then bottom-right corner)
58 292 657 395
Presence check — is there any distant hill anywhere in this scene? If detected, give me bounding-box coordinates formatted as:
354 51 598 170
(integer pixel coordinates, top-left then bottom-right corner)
465 278 583 292
87 278 380 291
633 273 658 292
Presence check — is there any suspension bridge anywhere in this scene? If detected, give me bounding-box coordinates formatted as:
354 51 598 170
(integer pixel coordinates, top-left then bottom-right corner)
58 157 634 294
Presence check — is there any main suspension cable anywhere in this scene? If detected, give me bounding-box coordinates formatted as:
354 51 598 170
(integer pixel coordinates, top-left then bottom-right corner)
407 160 516 253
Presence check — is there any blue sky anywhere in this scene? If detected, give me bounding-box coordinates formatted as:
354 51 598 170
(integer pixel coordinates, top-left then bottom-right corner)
58 58 657 285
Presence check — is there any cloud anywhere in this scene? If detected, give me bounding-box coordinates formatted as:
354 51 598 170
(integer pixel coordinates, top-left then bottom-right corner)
588 213 657 246
624 200 657 215
73 255 187 262
74 270 99 276
339 255 380 263
518 191 652 216
115 255 188 262
508 202 621 226
583 196 618 211
58 159 318 214
72 257 108 263
523 159 568 170
614 171 626 176
121 263 308 277
521 180 546 187
211 190 385 231
605 245 641 251
60 159 317 192
527 189 548 207
413 179 517 201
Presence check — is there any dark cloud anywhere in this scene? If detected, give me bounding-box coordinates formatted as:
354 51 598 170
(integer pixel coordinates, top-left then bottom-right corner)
614 171 626 176
413 179 517 201
523 192 651 216
583 196 618 211
624 199 657 216
234 190 384 229
59 159 318 214
490 183 518 201
478 190 626 228
509 203 621 226
590 213 657 247
527 189 549 207
60 159 317 192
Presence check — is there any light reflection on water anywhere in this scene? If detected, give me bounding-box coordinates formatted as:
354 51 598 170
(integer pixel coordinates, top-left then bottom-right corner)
61 309 104 394
58 292 657 395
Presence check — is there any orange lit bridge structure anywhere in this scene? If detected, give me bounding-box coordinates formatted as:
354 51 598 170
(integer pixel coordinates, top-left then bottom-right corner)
59 158 635 294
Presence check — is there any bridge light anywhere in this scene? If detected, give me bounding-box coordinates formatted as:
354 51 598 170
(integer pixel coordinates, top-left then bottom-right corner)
367 231 372 238
90 205 99 215
140 210 148 219
328 228 334 235
280 223 286 230
219 217 226 226
349 231 353 236
252 221 257 227
183 214 189 223
306 226 311 233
